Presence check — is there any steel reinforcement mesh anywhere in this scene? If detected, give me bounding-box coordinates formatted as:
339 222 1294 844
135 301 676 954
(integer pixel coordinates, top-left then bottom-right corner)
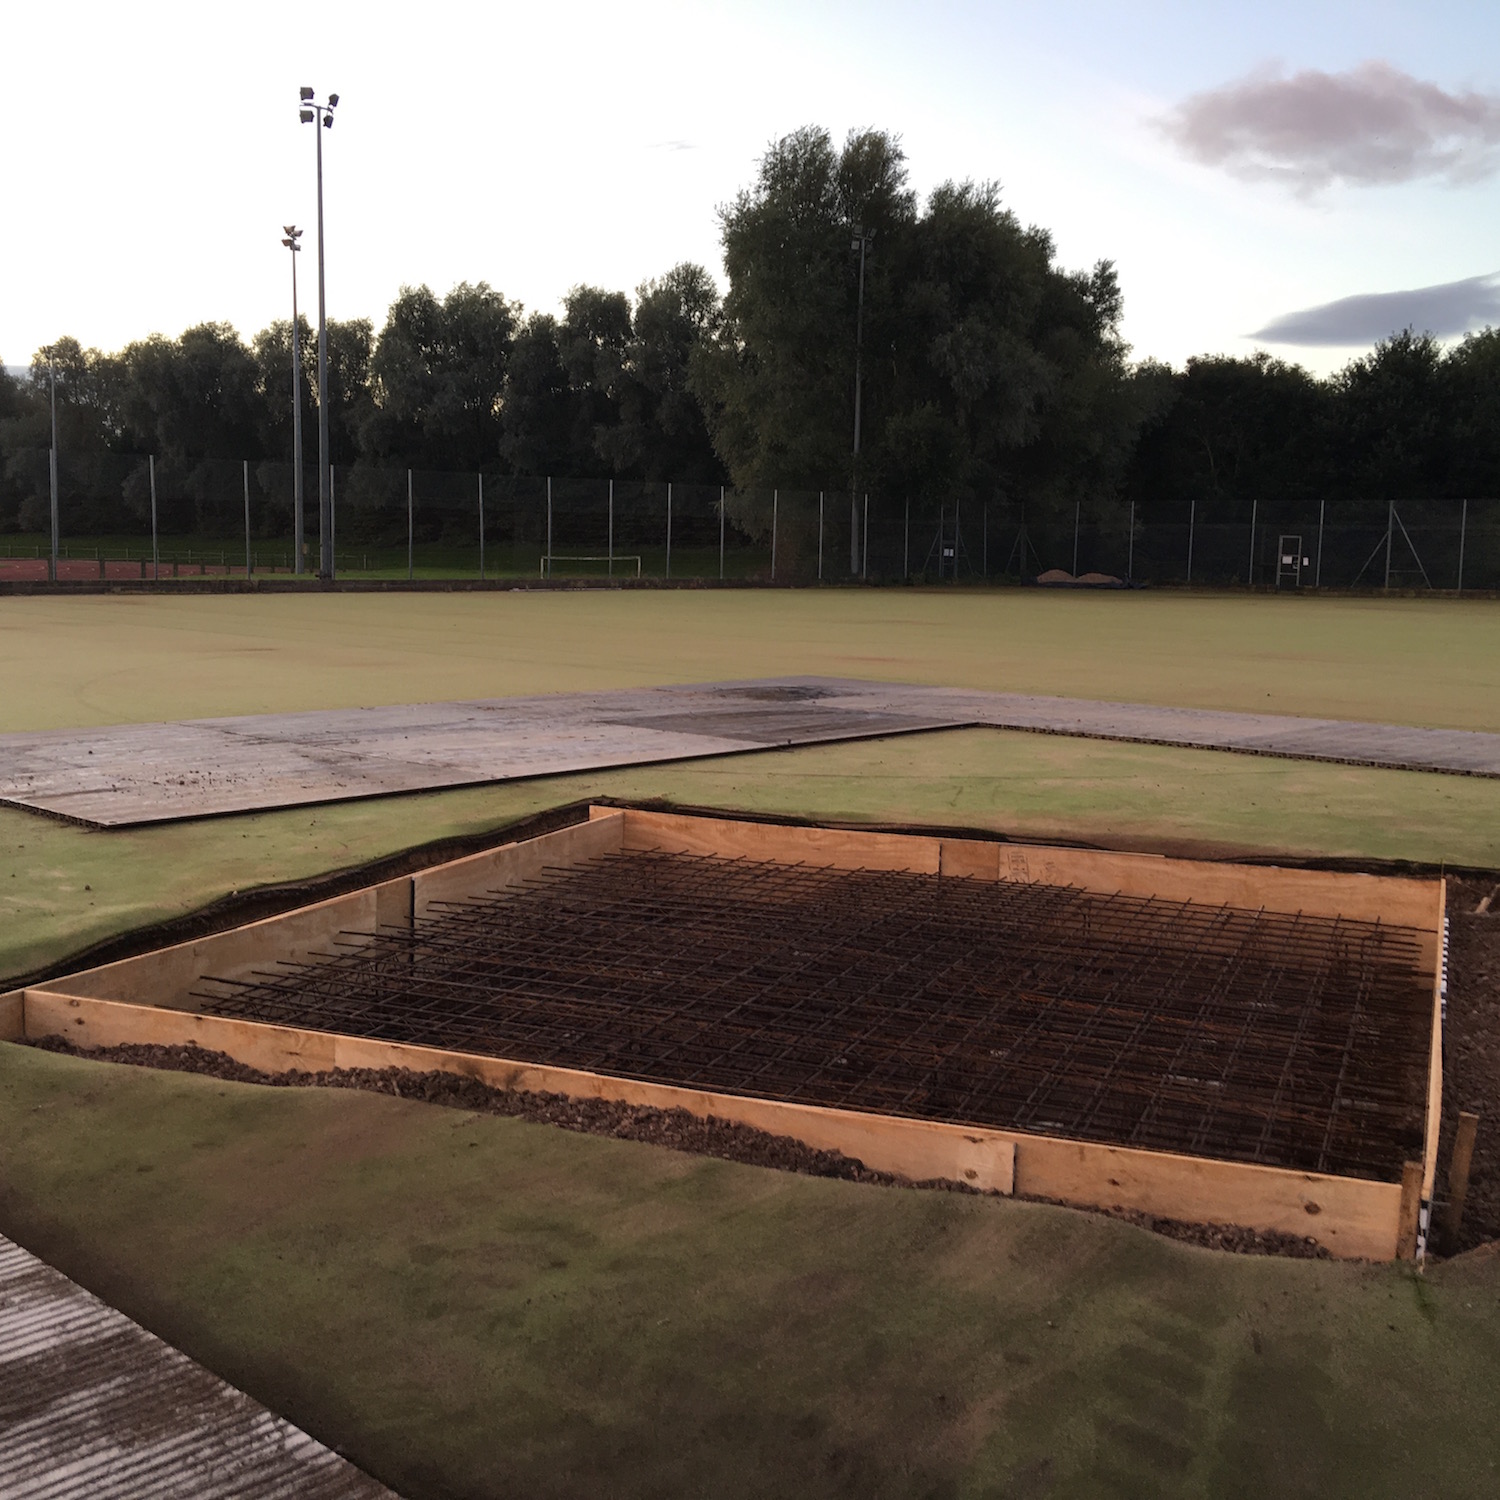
198 849 1435 1181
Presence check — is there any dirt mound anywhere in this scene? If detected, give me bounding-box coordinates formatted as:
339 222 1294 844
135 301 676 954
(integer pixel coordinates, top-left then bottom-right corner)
1035 568 1074 584
1077 571 1122 585
29 1036 1333 1257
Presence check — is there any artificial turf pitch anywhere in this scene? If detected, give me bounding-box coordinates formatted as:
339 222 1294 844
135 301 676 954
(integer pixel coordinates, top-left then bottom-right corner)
3 587 1499 1496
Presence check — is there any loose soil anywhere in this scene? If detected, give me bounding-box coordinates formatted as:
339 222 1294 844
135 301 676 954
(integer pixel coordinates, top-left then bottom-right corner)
1442 877 1500 1251
27 1034 1330 1259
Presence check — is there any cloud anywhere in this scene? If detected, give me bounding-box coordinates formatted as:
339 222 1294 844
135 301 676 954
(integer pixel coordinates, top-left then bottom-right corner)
1160 62 1500 190
1250 273 1500 346
649 139 697 151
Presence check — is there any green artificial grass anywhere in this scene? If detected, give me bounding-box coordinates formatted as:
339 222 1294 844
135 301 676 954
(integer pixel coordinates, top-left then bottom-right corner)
5 728 1499 985
2 588 1498 732
2 1043 1496 1500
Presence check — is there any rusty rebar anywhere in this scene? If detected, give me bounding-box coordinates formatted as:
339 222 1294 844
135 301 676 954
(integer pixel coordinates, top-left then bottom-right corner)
198 850 1433 1182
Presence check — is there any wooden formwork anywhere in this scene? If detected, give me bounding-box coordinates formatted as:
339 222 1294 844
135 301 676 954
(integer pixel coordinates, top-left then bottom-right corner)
4 807 1445 1261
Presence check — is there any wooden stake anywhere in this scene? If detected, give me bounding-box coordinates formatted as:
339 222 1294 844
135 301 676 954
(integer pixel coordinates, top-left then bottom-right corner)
1443 1113 1480 1240
1397 1160 1423 1260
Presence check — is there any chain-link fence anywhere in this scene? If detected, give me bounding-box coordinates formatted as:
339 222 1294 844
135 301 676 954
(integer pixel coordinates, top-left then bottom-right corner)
2 449 1497 590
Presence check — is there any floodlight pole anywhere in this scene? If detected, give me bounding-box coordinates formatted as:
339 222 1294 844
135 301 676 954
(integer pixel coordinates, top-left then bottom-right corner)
282 228 305 575
301 90 338 580
315 116 331 579
45 350 61 583
850 227 873 575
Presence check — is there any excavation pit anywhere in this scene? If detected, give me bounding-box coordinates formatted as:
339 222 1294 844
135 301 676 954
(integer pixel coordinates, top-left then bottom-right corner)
2 807 1447 1260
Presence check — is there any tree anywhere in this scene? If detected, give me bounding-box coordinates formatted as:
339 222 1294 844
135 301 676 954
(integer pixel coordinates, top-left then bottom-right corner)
693 126 915 491
697 126 1139 559
1443 328 1500 498
1329 330 1447 501
499 313 577 475
252 317 315 464
362 283 515 471
17 337 129 454
599 265 724 481
119 323 265 463
1123 352 1328 517
557 285 633 473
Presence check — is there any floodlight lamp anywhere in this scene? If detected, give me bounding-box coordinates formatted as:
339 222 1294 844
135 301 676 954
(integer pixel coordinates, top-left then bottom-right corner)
323 113 333 128
300 86 314 100
300 108 315 123
327 92 339 107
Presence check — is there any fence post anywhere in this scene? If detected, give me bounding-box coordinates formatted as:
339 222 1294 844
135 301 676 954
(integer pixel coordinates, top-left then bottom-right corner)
608 479 614 576
407 469 414 581
547 477 553 578
1072 501 1080 576
1187 499 1195 584
244 460 252 577
771 489 778 581
818 491 824 581
1247 497 1257 585
330 466 336 576
982 504 987 579
1315 499 1325 587
478 473 485 581
904 498 910 578
1127 499 1135 580
665 482 672 580
718 485 724 580
1457 498 1467 595
149 455 159 580
1384 501 1394 591
862 493 868 580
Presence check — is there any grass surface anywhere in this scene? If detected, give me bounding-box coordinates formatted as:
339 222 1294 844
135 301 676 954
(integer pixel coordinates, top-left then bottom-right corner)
4 588 1499 1494
2 1043 1497 1500
6 728 1499 984
3 588 1498 732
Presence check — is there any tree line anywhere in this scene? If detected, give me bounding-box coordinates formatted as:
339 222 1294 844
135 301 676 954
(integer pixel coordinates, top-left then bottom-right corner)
2 125 1497 543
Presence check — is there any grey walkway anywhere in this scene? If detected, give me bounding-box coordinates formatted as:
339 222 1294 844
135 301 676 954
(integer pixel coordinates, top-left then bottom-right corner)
2 677 1497 828
0 1233 395 1498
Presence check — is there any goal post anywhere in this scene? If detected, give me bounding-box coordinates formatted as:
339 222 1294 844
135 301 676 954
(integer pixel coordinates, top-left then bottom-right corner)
540 554 643 579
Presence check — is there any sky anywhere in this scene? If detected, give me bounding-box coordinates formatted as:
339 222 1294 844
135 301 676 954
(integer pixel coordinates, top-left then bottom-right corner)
5 0 1500 378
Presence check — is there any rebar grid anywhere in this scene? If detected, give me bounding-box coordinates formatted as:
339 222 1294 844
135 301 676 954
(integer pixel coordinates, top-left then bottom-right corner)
198 849 1434 1182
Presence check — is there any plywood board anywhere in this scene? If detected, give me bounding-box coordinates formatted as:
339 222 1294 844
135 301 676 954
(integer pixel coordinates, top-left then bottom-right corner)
413 813 624 918
21 992 1404 1257
24 878 410 1013
619 809 942 874
5 675 1497 828
618 809 1441 936
22 994 1015 1195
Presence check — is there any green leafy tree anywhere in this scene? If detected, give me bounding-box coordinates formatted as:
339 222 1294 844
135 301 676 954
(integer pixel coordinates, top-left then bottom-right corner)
693 126 915 491
1123 352 1328 518
557 285 633 473
1443 328 1500 498
1329 330 1447 501
499 313 577 475
119 323 265 462
362 283 516 470
697 126 1139 570
252 317 315 464
598 264 724 481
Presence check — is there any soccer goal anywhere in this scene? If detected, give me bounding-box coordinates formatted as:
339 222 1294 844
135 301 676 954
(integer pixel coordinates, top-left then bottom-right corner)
540 554 643 578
